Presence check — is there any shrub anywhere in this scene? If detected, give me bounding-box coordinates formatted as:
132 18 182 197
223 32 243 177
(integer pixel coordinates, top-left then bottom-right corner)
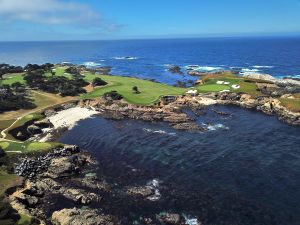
104 91 123 100
132 86 140 94
92 77 108 87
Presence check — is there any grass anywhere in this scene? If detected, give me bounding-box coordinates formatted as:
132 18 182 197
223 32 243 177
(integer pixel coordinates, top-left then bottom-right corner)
0 73 25 85
3 113 45 140
0 140 60 153
0 120 15 133
199 73 263 97
196 84 229 92
81 75 187 105
0 170 19 196
17 214 33 225
279 96 300 113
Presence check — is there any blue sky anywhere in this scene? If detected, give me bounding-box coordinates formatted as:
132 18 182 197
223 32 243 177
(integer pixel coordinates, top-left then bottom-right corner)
0 0 300 41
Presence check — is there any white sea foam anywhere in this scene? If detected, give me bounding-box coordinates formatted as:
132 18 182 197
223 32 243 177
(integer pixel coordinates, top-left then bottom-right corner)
206 123 229 131
83 62 102 67
252 65 274 69
185 65 223 72
183 215 201 225
146 179 161 201
143 128 176 136
241 68 260 73
113 56 138 60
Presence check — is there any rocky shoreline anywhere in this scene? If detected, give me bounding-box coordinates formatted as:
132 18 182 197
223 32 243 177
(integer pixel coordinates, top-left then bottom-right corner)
8 144 205 225
4 73 300 225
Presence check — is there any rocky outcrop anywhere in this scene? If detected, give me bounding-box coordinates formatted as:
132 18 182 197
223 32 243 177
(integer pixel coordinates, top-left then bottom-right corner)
215 93 300 126
51 208 118 225
15 145 81 179
79 97 207 132
168 66 183 75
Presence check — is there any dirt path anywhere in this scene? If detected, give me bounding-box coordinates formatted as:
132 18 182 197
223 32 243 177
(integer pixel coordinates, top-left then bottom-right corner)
0 91 75 140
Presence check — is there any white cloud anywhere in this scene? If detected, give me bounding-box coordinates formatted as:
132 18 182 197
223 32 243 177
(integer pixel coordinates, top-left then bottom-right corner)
0 0 101 25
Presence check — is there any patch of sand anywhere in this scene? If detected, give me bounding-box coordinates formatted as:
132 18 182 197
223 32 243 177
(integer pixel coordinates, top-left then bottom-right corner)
48 107 99 129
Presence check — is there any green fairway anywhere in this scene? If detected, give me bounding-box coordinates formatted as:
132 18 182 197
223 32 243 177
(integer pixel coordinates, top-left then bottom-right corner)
0 140 60 153
81 75 187 105
0 73 25 85
196 84 230 92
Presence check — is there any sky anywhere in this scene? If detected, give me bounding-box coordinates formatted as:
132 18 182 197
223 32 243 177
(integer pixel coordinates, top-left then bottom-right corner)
0 0 300 41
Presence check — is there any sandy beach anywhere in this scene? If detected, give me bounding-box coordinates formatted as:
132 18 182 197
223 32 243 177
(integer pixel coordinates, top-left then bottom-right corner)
48 107 99 129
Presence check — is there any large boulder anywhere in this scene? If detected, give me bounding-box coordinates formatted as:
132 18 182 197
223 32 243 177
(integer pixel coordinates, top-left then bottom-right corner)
51 208 118 225
45 155 82 178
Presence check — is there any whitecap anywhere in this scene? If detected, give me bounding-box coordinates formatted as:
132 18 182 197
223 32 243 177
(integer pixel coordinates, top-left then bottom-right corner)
206 123 229 131
185 65 223 72
183 214 201 225
143 128 176 136
113 56 138 60
252 65 274 69
83 62 102 67
241 68 260 73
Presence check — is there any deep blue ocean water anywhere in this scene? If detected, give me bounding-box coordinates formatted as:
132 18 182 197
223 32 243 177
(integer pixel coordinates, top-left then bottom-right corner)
1 37 300 84
60 106 300 225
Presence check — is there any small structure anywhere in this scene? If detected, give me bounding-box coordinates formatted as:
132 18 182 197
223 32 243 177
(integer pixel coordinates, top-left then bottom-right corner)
216 81 225 84
224 82 230 85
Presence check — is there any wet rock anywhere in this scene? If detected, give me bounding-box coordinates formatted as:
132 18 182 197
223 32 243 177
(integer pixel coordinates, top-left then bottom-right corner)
15 145 83 179
158 213 184 225
168 66 183 75
127 186 155 198
187 71 207 76
51 208 118 225
172 122 206 131
45 155 81 178
163 113 190 123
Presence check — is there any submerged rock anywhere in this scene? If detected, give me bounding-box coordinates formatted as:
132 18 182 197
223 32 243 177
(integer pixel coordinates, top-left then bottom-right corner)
168 66 183 75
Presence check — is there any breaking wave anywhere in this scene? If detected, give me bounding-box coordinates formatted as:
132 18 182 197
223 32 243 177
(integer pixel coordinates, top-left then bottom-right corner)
185 65 223 72
146 179 161 201
143 128 176 136
83 62 102 67
113 56 138 60
206 123 229 131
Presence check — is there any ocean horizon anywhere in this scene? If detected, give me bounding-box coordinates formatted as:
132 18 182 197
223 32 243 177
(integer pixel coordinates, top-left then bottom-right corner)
1 36 300 85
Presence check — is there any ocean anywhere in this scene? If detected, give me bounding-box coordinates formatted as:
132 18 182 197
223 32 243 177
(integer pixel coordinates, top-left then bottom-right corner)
59 106 300 225
2 37 300 224
1 37 300 84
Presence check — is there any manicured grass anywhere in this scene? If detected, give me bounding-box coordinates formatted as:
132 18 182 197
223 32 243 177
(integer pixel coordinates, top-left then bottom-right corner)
196 84 229 93
81 75 187 105
0 141 60 153
200 73 263 97
0 73 25 85
279 96 300 113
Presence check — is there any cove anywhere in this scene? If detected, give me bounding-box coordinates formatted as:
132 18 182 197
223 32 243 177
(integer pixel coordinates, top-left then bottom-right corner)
59 105 300 225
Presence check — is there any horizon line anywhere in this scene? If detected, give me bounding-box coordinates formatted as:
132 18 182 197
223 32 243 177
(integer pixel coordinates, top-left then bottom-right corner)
1 33 300 43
